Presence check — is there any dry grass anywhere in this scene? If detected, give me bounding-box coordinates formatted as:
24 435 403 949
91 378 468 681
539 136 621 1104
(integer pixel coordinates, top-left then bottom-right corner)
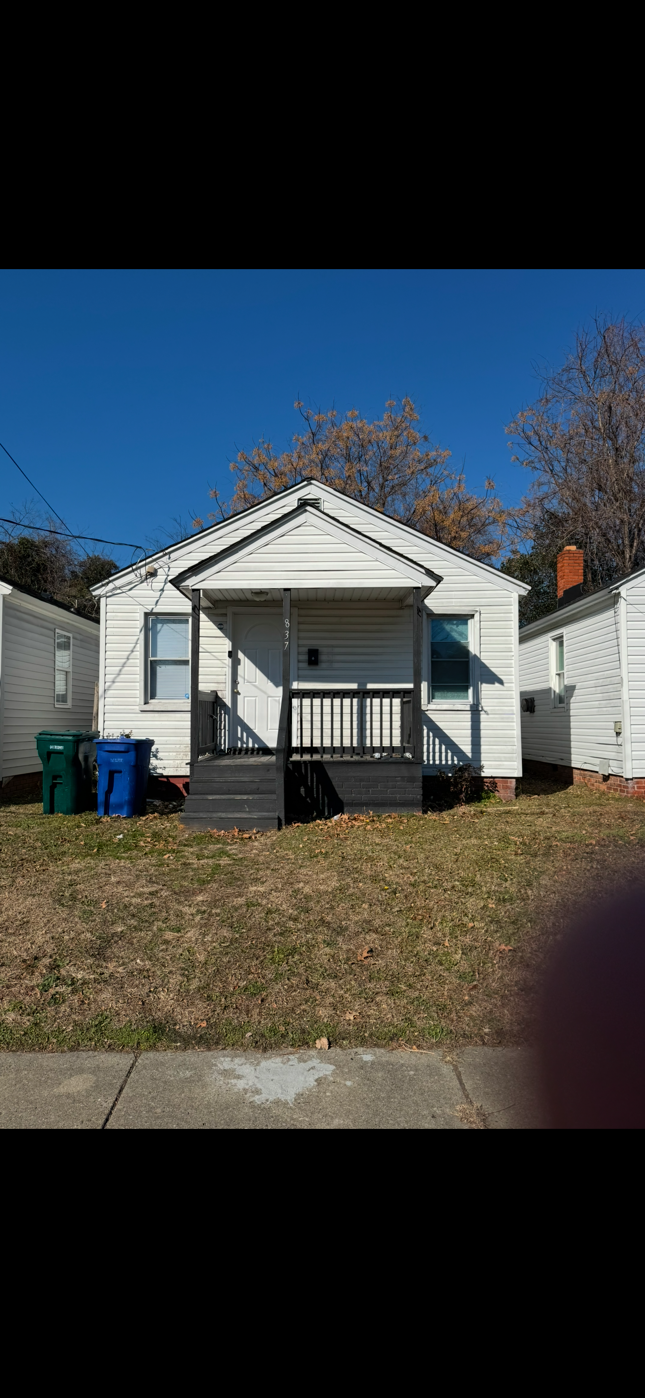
1 775 645 1052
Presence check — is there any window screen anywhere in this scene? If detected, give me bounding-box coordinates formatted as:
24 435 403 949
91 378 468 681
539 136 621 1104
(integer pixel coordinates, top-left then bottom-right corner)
430 617 470 701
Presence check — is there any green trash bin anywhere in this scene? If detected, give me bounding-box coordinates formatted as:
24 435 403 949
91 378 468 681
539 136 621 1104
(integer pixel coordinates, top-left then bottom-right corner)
35 730 99 815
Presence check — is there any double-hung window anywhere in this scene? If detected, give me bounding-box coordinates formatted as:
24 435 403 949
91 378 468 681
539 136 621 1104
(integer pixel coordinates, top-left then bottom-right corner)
430 617 471 701
553 634 565 706
148 615 190 701
55 630 72 706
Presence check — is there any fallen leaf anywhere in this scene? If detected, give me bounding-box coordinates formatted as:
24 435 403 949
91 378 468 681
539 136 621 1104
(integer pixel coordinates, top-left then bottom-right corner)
497 944 514 952
163 854 174 860
100 900 107 908
197 1021 207 1027
468 922 474 928
345 1011 359 1021
488 902 496 908
315 1037 330 1050
357 947 373 961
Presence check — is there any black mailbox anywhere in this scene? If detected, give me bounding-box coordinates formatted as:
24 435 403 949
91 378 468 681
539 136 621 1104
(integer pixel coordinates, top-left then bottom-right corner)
307 648 319 667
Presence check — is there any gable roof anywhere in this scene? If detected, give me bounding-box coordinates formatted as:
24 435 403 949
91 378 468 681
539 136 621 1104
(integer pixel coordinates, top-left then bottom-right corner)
171 503 442 594
0 574 99 623
518 563 645 640
92 477 529 596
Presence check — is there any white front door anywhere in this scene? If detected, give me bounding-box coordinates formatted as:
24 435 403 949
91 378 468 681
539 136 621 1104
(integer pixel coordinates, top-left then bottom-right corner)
233 613 282 749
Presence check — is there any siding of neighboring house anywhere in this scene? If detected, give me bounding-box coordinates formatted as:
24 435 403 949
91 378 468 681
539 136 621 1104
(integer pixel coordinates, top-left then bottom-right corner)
0 590 100 781
96 483 526 780
519 597 624 776
623 575 645 776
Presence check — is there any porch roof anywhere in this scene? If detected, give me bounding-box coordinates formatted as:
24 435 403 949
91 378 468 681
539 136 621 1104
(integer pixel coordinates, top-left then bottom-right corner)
171 503 442 603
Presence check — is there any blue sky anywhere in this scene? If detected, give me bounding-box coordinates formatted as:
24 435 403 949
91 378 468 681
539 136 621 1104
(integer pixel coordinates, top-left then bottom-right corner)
2 268 645 568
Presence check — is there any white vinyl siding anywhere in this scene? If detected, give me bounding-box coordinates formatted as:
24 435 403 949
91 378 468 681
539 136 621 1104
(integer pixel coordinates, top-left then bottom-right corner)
519 599 623 775
96 482 525 779
297 608 411 687
622 574 645 775
1 596 99 780
101 597 228 774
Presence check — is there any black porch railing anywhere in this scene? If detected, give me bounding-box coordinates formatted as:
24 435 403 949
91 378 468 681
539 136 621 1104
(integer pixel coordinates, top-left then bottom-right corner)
197 692 227 756
290 688 413 759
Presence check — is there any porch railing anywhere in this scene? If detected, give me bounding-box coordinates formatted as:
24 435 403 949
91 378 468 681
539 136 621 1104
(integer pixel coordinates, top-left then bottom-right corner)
197 692 227 756
290 688 413 759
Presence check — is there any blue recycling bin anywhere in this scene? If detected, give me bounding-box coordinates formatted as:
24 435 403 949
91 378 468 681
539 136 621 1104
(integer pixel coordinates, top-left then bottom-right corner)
95 738 153 817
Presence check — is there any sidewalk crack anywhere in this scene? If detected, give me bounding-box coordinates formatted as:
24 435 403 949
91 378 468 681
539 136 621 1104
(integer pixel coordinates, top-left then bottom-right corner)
101 1053 140 1129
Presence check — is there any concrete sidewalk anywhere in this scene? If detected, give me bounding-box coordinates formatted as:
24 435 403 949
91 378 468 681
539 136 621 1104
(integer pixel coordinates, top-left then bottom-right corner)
0 1047 545 1129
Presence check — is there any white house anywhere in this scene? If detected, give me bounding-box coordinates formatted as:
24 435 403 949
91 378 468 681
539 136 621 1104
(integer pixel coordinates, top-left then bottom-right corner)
0 578 100 789
92 480 529 828
519 545 645 796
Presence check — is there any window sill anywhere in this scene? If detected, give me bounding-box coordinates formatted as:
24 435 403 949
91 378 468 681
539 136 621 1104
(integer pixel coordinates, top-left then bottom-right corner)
140 702 190 711
425 702 482 711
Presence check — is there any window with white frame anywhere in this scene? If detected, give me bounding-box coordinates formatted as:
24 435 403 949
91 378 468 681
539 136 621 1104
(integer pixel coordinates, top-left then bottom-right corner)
55 630 72 706
148 615 190 701
553 634 565 706
430 617 470 701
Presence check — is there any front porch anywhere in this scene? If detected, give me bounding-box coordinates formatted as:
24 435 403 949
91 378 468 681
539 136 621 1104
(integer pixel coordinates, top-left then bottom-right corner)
171 499 441 830
182 590 428 830
184 685 422 829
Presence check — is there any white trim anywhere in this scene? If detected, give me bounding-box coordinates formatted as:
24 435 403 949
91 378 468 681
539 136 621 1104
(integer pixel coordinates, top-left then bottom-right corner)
54 629 73 708
512 592 522 777
138 609 191 708
0 593 5 783
98 595 106 735
619 591 633 779
549 630 567 710
425 611 479 711
176 504 441 591
290 607 298 687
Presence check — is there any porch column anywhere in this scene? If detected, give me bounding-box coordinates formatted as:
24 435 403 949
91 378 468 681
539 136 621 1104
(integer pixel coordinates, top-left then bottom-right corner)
412 587 423 762
190 588 201 768
276 588 291 828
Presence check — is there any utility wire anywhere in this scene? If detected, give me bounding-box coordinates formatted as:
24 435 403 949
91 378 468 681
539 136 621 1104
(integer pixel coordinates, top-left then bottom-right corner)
0 516 144 553
0 436 93 545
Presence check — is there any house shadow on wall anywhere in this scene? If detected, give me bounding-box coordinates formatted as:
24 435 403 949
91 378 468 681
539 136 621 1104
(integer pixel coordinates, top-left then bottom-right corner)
520 685 585 789
423 658 506 808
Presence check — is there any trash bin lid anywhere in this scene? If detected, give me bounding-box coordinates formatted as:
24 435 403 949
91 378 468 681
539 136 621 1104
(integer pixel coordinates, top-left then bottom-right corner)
36 729 98 739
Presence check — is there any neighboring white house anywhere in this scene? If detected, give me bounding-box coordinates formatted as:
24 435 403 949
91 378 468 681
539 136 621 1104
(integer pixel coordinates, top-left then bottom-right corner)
0 578 100 787
92 480 529 826
519 546 645 795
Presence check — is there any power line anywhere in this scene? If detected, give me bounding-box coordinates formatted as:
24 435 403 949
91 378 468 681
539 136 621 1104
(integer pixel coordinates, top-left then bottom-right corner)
0 516 144 553
0 438 88 542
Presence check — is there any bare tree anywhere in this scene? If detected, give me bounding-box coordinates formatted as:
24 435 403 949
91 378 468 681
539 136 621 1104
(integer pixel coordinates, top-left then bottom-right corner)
507 317 645 579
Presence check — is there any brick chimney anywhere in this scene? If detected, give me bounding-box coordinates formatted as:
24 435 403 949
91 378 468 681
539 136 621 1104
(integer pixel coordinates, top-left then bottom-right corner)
557 546 584 607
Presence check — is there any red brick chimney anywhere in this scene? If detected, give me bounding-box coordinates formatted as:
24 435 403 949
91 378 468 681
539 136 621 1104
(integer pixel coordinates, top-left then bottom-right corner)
557 546 584 603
